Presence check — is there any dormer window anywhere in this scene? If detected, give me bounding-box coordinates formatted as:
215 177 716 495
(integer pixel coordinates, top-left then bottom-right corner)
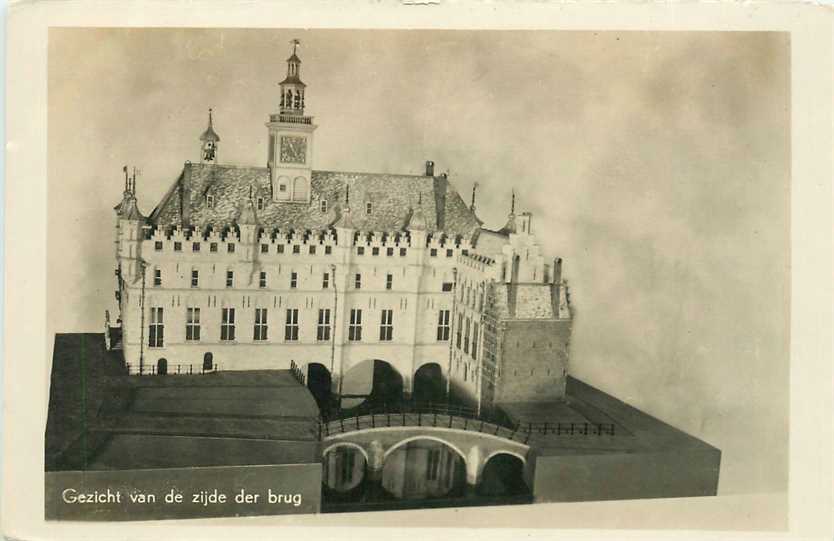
206 195 215 209
257 197 264 210
366 202 372 215
320 200 327 213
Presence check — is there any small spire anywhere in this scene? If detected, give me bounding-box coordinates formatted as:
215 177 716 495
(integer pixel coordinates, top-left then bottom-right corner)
510 188 516 215
345 184 350 207
470 182 479 210
123 165 129 193
290 38 300 57
208 107 213 128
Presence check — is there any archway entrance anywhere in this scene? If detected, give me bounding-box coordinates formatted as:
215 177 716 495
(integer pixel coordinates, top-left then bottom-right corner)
413 363 445 404
203 352 213 371
322 445 367 501
381 439 466 500
307 363 332 409
156 358 167 375
340 359 403 410
478 453 528 497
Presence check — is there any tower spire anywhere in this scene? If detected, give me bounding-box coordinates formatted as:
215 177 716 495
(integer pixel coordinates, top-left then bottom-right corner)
510 188 516 215
200 107 220 163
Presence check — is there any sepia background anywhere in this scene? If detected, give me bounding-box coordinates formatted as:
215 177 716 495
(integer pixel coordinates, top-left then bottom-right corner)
46 29 789 498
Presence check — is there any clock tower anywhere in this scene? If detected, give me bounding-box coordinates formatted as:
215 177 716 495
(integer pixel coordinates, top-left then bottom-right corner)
266 39 317 203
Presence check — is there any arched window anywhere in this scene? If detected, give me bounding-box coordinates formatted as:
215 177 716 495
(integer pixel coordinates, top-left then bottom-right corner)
293 91 301 109
286 90 292 107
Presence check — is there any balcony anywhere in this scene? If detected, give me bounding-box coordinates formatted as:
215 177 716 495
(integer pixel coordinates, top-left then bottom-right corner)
269 113 313 125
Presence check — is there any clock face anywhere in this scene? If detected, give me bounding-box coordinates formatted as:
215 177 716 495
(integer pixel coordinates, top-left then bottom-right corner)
280 136 307 164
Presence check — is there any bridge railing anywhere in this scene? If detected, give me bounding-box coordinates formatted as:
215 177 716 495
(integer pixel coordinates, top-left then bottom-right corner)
319 403 616 444
125 363 219 376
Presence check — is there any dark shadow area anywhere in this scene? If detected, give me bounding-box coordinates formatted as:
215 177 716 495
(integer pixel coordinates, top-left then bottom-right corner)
413 363 445 404
478 453 529 497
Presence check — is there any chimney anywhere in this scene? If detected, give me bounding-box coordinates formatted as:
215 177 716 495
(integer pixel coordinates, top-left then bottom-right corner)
425 160 435 177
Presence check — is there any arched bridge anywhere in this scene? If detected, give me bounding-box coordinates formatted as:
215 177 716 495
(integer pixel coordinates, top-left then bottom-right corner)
320 406 533 489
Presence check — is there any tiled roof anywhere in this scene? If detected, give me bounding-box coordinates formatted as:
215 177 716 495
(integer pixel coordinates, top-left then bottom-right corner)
148 163 481 238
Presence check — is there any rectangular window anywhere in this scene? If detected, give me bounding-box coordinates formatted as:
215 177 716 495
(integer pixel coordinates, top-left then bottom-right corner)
191 269 199 288
317 309 331 341
154 241 163 251
379 309 393 341
354 273 361 289
285 309 299 341
386 247 394 256
153 269 162 287
399 247 407 257
174 241 182 252
437 309 451 341
464 317 471 354
386 273 393 290
372 247 380 256
226 270 234 288
357 246 365 255
292 245 300 254
309 245 317 255
320 200 328 213
277 244 285 254
261 244 269 253
259 271 267 289
186 307 200 341
325 245 332 255
148 307 164 347
441 282 453 292
348 309 362 341
254 308 268 341
446 249 453 257
472 322 479 360
430 248 438 257
257 197 264 210
192 242 201 252
227 243 235 253
207 195 215 208
221 308 235 341
456 313 463 349
322 272 330 289
290 271 298 288
210 242 218 252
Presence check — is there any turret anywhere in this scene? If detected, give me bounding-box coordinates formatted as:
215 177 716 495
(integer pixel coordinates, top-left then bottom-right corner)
199 108 220 163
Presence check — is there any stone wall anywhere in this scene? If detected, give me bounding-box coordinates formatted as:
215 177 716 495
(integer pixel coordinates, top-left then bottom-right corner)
495 319 571 403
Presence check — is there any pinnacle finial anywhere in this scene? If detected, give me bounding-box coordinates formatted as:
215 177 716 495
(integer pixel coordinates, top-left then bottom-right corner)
471 182 479 210
290 38 300 56
208 107 213 127
510 188 516 215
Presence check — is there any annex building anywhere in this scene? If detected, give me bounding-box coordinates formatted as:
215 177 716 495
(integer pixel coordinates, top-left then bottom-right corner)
111 43 573 414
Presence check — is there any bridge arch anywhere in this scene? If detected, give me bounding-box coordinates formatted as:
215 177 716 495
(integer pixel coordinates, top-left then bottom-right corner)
478 451 529 496
322 441 369 462
382 435 466 463
322 442 368 494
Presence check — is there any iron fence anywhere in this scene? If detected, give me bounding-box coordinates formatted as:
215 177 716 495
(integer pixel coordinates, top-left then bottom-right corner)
319 402 616 444
125 363 219 376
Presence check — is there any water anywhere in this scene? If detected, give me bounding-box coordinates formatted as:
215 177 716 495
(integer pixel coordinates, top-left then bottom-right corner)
321 440 532 513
